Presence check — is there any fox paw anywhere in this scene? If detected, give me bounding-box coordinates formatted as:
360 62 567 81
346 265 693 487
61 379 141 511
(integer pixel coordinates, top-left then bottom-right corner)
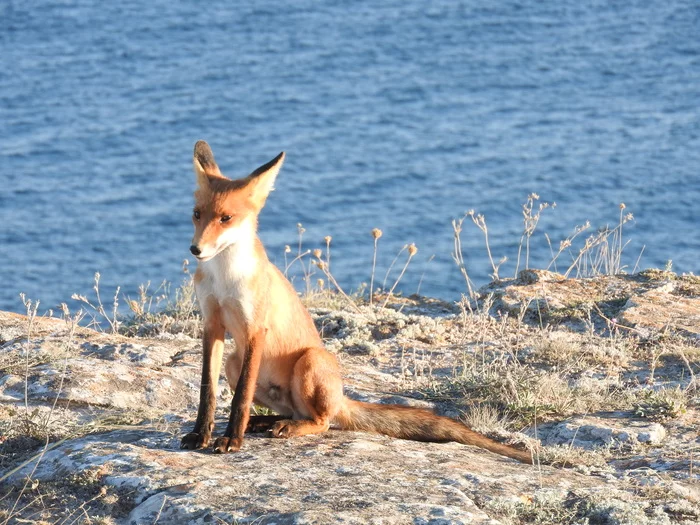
180 432 210 450
213 436 242 454
269 420 296 438
247 420 273 433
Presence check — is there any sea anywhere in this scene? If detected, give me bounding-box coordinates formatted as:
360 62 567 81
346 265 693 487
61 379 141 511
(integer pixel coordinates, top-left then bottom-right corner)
1 0 699 315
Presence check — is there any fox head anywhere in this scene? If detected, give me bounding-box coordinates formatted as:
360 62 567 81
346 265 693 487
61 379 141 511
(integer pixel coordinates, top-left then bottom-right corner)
189 141 285 262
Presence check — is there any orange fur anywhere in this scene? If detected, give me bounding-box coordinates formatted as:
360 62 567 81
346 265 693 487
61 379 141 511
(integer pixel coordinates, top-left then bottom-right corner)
180 141 532 464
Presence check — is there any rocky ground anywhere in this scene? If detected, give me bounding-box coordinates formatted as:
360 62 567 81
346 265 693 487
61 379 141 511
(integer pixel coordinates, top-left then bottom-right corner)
0 270 698 524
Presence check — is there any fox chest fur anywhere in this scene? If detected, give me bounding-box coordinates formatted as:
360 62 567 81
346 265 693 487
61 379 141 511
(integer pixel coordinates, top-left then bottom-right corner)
194 239 258 353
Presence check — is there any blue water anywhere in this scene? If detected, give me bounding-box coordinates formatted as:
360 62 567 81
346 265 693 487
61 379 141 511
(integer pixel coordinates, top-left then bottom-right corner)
2 0 699 314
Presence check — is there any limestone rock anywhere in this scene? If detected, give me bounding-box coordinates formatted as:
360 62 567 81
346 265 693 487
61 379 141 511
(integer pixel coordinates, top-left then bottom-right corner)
5 428 591 525
619 284 700 339
480 270 700 337
1 276 698 524
537 416 667 449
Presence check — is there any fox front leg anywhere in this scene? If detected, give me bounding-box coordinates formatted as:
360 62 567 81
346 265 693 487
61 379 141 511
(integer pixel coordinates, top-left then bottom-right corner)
181 321 225 450
213 329 265 453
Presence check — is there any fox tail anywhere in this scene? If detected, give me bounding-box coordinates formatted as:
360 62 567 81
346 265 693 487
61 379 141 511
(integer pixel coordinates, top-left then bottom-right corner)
335 399 533 464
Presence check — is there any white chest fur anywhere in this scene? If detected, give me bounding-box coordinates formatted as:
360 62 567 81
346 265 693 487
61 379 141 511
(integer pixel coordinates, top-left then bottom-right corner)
195 235 258 342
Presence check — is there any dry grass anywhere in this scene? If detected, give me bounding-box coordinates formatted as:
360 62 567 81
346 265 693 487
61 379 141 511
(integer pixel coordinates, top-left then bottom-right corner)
120 261 200 338
436 357 626 426
633 386 689 422
0 300 86 524
453 200 641 296
482 487 684 525
0 462 132 525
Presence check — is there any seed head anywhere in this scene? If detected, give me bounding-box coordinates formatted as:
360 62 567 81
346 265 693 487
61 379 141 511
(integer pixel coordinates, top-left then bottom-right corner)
285 245 291 253
407 243 418 256
324 235 332 245
372 228 383 240
619 203 626 210
313 249 322 259
317 278 325 290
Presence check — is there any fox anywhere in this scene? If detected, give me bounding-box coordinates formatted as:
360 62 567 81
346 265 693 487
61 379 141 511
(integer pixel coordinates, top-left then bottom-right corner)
180 140 532 464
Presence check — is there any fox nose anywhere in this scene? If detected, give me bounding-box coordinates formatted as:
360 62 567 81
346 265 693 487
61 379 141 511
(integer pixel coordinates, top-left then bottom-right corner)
190 245 202 256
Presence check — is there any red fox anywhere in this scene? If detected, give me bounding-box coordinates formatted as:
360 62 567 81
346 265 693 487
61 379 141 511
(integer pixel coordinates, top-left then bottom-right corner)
180 141 532 464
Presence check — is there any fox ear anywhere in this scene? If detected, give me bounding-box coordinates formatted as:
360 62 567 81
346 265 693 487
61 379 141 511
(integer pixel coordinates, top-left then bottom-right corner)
193 140 223 186
247 152 285 208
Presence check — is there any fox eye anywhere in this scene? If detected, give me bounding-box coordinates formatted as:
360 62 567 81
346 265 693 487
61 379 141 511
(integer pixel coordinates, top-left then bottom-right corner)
193 210 200 220
220 215 232 223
